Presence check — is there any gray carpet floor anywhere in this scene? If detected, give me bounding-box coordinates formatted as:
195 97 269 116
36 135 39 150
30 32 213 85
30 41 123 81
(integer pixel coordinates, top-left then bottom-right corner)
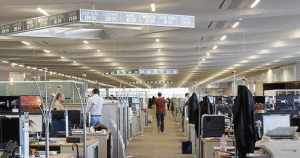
126 109 194 158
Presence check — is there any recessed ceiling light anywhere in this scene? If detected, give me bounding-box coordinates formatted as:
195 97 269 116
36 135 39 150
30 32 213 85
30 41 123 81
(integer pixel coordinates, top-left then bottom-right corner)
97 50 100 52
232 22 239 28
21 41 30 45
53 72 57 74
2 61 8 63
156 38 160 42
12 63 18 66
26 66 31 69
202 58 205 61
221 35 227 40
212 45 218 49
158 49 161 52
250 0 260 8
151 3 155 12
61 56 65 59
73 61 76 63
19 65 24 67
206 53 210 56
37 8 49 16
43 50 50 53
239 19 243 21
38 69 43 71
83 40 89 44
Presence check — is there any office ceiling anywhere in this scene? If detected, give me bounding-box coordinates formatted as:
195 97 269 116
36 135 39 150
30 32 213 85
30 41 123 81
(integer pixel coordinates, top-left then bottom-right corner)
0 0 300 88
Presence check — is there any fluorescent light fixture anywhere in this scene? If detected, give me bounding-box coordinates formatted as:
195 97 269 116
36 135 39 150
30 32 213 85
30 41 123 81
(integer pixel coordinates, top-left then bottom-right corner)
10 77 13 83
43 50 50 53
158 49 161 52
61 56 65 59
151 3 155 12
2 61 8 63
21 41 30 45
53 72 57 74
37 8 49 16
32 67 37 70
97 50 100 52
38 69 43 71
221 35 227 40
206 53 210 56
250 0 260 8
73 61 76 63
202 58 205 61
213 45 218 49
232 22 239 28
196 67 198 68
12 63 18 66
19 65 24 67
156 38 160 42
26 66 31 69
83 40 89 44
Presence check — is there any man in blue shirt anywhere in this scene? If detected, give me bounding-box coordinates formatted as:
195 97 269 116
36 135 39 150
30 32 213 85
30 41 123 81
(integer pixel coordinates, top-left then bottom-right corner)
180 93 189 114
180 93 189 130
87 88 104 126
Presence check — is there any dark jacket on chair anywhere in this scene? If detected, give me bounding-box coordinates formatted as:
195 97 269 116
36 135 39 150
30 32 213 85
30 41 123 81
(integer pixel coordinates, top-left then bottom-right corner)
195 96 213 137
188 93 199 124
233 85 258 158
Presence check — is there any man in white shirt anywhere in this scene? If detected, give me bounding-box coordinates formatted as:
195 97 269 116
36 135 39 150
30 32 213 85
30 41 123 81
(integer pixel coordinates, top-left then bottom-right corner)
87 88 104 126
53 93 65 110
180 93 189 130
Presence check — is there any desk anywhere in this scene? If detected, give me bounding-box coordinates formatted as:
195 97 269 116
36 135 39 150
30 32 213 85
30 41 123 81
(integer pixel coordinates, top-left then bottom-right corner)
200 137 234 158
30 138 66 153
74 131 113 158
50 154 74 158
60 139 98 158
212 147 271 158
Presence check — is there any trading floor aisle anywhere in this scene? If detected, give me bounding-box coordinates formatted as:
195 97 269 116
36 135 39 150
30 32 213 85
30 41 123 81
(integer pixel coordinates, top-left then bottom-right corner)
126 109 194 158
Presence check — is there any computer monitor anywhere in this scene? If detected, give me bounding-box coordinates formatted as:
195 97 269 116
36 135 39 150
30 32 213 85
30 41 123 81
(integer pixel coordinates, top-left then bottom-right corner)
263 114 290 134
68 110 82 127
51 110 65 120
52 110 82 127
21 115 43 133
19 96 42 114
0 116 22 148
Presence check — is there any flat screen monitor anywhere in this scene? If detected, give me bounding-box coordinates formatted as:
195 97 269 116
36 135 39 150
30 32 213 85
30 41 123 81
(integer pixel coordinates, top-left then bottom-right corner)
68 110 82 126
51 110 65 120
52 110 82 127
132 97 140 104
263 114 290 134
0 116 21 147
19 96 42 114
21 115 43 133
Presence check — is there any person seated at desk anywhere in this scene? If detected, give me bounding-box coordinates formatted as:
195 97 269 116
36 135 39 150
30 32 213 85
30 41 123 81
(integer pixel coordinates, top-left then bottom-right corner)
53 93 65 110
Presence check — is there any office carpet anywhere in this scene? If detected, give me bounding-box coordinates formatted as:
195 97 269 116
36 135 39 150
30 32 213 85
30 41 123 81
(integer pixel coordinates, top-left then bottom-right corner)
126 109 194 158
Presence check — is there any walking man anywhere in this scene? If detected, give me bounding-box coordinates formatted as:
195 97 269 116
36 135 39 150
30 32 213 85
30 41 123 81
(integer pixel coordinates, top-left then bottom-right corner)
153 92 167 133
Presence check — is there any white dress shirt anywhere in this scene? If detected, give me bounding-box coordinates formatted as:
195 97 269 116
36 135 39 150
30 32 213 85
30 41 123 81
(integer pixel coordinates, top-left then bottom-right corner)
87 94 104 115
180 97 188 113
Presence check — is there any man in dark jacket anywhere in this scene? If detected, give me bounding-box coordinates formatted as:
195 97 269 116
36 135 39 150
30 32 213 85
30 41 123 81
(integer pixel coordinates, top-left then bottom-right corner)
233 85 258 158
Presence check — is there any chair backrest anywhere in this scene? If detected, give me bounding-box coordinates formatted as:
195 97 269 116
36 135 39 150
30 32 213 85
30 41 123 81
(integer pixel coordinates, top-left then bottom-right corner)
50 119 72 137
